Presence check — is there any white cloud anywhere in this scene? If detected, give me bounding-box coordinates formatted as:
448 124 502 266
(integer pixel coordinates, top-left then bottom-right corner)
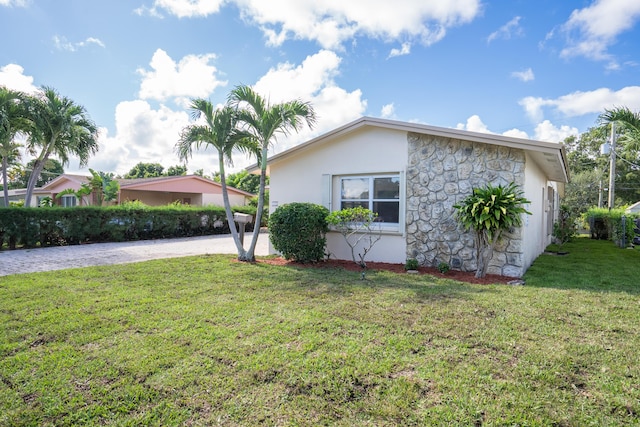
251 49 367 153
455 114 577 143
487 16 523 43
138 0 226 18
519 86 640 121
234 0 481 50
533 120 579 143
0 0 28 6
137 49 227 104
511 68 534 82
53 36 105 52
0 63 38 93
380 103 395 118
502 128 529 139
456 114 490 133
90 49 367 175
89 100 192 175
388 42 411 58
559 0 640 66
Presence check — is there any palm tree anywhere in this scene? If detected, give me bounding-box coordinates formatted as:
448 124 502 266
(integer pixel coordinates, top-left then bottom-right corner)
228 85 316 262
599 106 640 150
176 99 258 258
0 87 30 207
23 86 99 207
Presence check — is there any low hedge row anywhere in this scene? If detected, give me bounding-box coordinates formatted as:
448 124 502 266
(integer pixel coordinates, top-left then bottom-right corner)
586 207 640 246
0 205 256 249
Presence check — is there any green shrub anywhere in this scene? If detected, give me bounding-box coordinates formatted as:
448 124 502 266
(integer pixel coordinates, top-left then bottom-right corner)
437 262 450 274
0 205 255 249
405 258 419 271
585 207 639 247
268 202 329 263
552 205 576 247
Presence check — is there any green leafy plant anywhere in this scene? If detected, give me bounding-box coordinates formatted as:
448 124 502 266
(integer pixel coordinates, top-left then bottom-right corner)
326 206 382 279
437 262 450 274
552 205 576 248
405 258 419 271
454 182 531 278
268 202 329 263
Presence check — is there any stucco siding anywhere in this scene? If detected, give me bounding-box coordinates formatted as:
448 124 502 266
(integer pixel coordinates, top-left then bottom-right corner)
521 153 555 271
269 126 409 262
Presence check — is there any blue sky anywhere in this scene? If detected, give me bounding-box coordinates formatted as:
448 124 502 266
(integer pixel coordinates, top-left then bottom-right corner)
1 0 639 176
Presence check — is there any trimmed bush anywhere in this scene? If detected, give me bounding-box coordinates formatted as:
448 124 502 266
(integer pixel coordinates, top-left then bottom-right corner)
585 207 640 247
268 202 329 263
0 205 256 249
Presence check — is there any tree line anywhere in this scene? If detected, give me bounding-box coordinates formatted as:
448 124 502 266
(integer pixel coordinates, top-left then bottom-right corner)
0 86 99 207
563 107 640 217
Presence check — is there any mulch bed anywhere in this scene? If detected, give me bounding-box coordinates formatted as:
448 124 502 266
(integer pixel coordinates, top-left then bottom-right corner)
257 257 518 285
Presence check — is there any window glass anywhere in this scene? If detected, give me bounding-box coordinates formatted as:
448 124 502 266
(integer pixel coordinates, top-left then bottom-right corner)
341 178 369 200
373 177 399 199
373 201 400 223
62 196 77 207
339 174 400 226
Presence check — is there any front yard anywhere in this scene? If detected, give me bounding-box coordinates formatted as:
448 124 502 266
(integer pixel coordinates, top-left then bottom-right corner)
0 238 638 426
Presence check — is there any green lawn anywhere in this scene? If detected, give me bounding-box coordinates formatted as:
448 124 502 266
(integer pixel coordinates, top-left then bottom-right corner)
1 238 639 426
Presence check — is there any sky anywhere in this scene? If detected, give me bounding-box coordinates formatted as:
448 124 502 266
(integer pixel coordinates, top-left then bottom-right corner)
1 0 639 177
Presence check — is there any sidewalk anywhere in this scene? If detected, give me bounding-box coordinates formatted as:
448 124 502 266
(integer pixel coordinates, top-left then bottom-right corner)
0 234 269 277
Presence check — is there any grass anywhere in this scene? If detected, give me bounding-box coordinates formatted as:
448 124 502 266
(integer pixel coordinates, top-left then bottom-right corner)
0 237 639 426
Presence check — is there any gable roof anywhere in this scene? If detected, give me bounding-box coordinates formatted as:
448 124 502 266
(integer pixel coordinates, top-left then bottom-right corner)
249 116 570 183
40 174 254 196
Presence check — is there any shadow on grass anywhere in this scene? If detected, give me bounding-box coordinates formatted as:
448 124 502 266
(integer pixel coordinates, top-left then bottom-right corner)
523 237 640 294
245 259 497 303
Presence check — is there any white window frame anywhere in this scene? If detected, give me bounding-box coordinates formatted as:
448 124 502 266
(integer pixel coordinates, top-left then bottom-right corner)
338 173 401 232
61 195 77 207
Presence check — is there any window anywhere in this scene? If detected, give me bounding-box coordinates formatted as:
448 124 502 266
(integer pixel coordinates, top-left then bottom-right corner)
61 195 77 207
340 175 400 224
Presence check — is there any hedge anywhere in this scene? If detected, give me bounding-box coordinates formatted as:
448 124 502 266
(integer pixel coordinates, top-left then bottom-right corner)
0 205 256 249
585 207 640 247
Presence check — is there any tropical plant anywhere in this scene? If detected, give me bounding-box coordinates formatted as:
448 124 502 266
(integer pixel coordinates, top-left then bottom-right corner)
229 84 316 262
0 87 30 207
23 86 99 207
454 182 531 278
176 99 257 258
268 202 329 263
57 184 92 206
552 205 576 248
599 106 640 151
326 206 382 279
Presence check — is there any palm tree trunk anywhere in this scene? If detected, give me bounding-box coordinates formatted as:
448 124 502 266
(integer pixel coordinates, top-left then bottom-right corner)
2 157 9 207
244 146 269 261
217 150 248 259
24 156 47 207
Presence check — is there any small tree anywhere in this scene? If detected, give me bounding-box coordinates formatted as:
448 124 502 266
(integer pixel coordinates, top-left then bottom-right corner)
454 183 531 278
552 205 576 248
269 202 329 263
326 206 382 279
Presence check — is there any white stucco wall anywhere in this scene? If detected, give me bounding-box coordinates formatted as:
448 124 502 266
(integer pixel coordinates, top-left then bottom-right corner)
521 152 555 270
269 126 409 263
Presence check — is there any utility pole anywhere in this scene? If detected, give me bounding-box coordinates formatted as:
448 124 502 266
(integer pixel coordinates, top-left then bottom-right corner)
598 179 603 208
608 122 616 209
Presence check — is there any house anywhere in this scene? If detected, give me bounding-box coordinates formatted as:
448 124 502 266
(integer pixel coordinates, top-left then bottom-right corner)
255 116 569 277
626 201 640 214
23 174 254 207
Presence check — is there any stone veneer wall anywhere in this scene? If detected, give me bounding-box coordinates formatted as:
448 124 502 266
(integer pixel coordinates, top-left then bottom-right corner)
406 132 527 277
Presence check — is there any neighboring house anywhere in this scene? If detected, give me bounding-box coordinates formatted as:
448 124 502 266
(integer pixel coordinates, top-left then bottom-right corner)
24 174 254 207
626 201 640 214
255 116 569 277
